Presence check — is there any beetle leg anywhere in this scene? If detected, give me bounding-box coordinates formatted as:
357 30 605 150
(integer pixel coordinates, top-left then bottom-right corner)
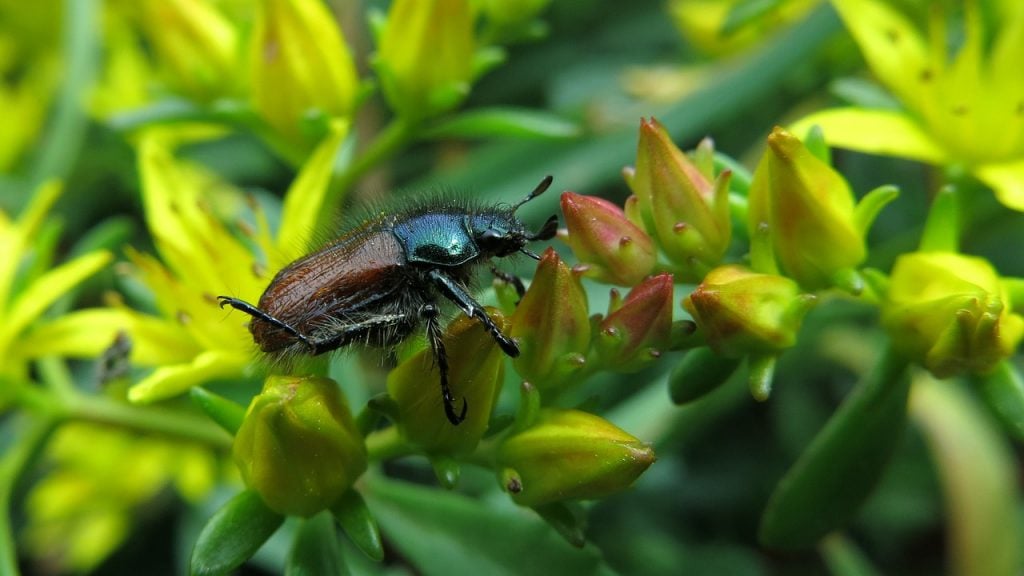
489 265 525 300
217 296 314 349
421 303 467 426
305 313 411 354
428 269 520 357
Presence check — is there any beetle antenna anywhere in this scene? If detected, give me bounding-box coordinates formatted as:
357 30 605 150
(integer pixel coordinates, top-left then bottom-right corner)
520 247 542 260
527 214 559 241
512 175 554 212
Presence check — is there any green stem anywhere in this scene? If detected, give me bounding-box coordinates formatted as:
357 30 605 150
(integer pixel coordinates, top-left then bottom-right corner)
364 426 414 461
316 118 417 233
63 393 232 449
0 416 59 576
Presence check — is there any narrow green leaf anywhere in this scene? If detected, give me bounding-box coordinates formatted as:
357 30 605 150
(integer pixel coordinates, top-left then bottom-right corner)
365 478 615 576
759 347 911 549
853 185 899 237
422 108 581 141
190 387 246 436
819 533 883 576
331 490 384 562
803 124 832 165
191 490 284 576
669 347 742 405
287 512 349 576
911 376 1022 576
918 185 960 252
973 361 1024 442
721 0 785 35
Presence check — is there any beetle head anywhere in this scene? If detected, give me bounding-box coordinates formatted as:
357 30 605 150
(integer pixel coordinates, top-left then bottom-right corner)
474 176 559 260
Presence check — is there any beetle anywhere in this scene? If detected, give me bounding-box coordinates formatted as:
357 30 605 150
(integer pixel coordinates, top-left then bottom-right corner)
219 176 559 425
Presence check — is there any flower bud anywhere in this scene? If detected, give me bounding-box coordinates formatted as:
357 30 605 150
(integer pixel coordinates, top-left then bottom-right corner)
623 117 731 282
387 310 508 455
684 265 815 357
882 252 1024 377
497 409 655 507
139 0 239 101
596 274 674 371
747 127 865 289
250 0 359 142
560 192 657 286
510 248 591 393
376 0 475 120
233 375 366 517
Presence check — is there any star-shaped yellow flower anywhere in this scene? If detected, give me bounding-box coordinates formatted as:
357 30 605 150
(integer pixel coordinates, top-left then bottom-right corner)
793 0 1024 209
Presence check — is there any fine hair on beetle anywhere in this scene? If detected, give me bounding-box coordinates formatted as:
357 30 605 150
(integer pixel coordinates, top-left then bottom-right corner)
219 176 559 426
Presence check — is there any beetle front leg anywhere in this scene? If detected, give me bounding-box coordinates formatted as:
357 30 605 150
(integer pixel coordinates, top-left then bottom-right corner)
217 296 314 349
420 303 467 426
490 265 526 301
428 269 520 357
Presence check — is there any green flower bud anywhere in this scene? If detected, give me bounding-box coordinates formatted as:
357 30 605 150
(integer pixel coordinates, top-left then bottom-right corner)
595 273 674 371
387 310 508 455
623 117 732 282
233 375 366 517
376 0 475 120
250 0 359 142
747 127 866 289
684 265 815 357
510 248 591 394
560 191 656 286
882 252 1024 377
140 0 240 101
497 409 655 507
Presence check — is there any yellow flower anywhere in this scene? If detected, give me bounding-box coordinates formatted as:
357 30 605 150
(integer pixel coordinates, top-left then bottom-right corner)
792 0 1024 210
0 182 112 379
0 2 62 170
250 0 360 143
138 0 241 102
376 0 476 120
23 423 221 572
16 122 348 402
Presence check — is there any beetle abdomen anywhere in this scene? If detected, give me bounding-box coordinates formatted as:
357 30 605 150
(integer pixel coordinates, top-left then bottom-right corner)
251 228 410 352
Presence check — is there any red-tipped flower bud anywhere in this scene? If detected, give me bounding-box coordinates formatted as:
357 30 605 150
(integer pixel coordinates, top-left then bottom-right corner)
596 273 674 371
560 192 657 286
623 117 732 282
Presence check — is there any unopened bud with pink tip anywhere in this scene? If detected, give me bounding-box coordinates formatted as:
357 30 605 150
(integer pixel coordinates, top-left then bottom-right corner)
595 273 674 371
560 192 656 286
623 117 732 282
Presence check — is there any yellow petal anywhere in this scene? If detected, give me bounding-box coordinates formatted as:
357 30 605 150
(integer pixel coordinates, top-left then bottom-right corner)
0 180 63 308
789 108 948 164
13 308 200 366
831 0 930 111
2 251 112 350
128 349 249 403
973 159 1024 212
276 119 349 260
